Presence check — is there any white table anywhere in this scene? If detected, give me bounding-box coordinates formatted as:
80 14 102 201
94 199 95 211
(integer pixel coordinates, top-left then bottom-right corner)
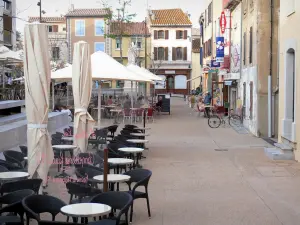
24 157 28 161
62 136 74 142
127 139 149 144
0 171 29 181
61 203 111 223
134 127 151 130
108 158 134 165
118 147 144 168
52 145 77 178
93 174 130 191
130 133 150 137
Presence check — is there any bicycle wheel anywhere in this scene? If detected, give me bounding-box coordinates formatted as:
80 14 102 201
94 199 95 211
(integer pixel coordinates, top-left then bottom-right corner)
208 115 221 128
229 115 242 127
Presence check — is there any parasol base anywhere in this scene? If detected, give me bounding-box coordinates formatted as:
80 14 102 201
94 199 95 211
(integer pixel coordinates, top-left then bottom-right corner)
55 171 70 178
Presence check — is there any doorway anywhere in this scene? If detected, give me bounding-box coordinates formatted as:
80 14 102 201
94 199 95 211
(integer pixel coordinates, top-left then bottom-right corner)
166 76 174 92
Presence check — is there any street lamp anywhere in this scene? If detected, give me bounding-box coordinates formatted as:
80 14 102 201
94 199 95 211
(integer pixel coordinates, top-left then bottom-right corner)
37 1 46 22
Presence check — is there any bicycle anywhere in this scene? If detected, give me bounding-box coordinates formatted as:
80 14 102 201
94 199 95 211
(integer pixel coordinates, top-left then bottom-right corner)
208 107 242 128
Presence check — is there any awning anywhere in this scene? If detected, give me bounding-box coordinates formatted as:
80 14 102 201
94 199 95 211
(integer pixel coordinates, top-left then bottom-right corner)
187 75 201 82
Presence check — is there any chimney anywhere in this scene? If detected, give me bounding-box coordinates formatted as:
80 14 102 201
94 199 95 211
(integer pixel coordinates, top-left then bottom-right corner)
69 4 74 12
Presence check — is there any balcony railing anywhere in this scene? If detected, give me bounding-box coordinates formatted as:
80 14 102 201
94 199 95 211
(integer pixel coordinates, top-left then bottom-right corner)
3 30 12 45
153 60 191 65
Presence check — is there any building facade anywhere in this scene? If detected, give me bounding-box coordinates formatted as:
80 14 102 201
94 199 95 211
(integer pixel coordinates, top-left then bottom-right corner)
28 16 68 65
278 0 300 160
191 38 201 90
148 8 192 95
65 8 109 63
0 0 16 49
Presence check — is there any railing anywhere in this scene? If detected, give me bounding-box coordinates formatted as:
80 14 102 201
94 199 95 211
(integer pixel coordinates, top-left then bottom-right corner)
3 30 11 45
0 87 25 101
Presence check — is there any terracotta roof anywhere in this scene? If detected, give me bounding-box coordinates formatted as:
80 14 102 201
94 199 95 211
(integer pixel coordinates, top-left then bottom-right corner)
28 16 65 23
110 22 150 36
192 38 200 53
149 8 192 26
65 8 109 17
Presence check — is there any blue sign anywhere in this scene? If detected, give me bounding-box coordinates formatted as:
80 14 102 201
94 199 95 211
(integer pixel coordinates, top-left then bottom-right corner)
211 60 220 68
216 37 225 62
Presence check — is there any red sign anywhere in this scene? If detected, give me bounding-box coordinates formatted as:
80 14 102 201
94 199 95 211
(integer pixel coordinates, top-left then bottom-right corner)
220 11 226 34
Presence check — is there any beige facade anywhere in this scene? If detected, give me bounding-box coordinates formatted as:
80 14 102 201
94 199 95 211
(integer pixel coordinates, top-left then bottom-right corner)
278 0 300 160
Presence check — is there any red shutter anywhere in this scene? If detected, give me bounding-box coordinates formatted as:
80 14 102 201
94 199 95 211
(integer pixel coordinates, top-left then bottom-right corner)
183 47 187 60
176 31 179 39
154 47 158 60
165 47 168 60
154 30 158 39
165 30 169 39
53 25 58 32
184 30 187 39
172 47 176 60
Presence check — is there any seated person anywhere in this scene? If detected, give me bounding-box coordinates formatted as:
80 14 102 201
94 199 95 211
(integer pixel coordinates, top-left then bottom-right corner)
155 96 163 111
53 104 60 112
107 95 113 105
60 105 72 123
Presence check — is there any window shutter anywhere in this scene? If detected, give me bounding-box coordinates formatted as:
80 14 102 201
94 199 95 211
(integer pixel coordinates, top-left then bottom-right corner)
53 25 58 32
176 31 179 39
154 30 158 39
249 27 253 64
183 47 187 60
165 30 169 39
184 30 187 39
172 47 176 60
154 47 157 60
243 32 246 65
165 47 168 60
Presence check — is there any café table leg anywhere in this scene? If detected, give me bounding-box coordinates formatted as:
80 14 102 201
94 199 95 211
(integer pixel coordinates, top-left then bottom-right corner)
55 150 69 178
116 165 120 191
136 153 142 169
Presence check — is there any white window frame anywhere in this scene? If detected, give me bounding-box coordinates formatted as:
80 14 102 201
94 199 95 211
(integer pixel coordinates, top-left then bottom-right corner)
75 20 85 37
94 42 105 52
115 38 121 50
95 19 104 36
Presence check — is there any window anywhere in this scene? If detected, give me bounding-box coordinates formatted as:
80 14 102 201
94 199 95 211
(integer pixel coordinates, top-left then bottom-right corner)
48 26 53 32
63 27 66 31
249 81 253 119
158 30 164 39
179 31 183 39
116 38 121 49
176 47 183 60
243 82 246 118
131 37 142 48
3 1 11 10
249 27 253 64
158 47 165 60
95 20 104 36
95 42 105 52
75 20 85 36
243 32 246 65
208 2 212 23
52 47 60 60
48 25 58 33
175 75 187 89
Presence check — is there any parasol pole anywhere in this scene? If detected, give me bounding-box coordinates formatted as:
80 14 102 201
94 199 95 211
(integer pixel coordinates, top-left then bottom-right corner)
131 81 133 124
52 80 55 110
97 81 102 128
103 148 108 192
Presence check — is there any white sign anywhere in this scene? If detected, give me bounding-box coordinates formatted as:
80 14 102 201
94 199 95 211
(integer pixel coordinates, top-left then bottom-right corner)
165 70 176 74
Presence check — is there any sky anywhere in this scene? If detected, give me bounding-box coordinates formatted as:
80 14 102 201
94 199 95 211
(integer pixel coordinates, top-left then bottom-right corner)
16 0 205 32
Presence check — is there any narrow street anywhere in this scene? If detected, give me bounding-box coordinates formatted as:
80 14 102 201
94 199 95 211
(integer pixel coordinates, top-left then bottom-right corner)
130 97 300 225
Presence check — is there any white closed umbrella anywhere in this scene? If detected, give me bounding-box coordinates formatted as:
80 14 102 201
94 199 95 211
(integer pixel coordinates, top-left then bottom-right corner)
23 23 53 189
127 64 163 81
72 41 95 154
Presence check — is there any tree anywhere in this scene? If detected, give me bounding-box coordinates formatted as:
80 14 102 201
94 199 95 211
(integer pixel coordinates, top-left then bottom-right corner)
15 31 23 51
102 0 136 64
146 52 163 75
48 32 68 71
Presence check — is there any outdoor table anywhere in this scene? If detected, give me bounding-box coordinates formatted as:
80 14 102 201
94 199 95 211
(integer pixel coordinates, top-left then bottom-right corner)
52 145 77 178
0 171 29 181
118 147 144 168
130 133 150 137
108 158 134 173
62 136 74 144
110 109 122 124
61 203 111 224
127 139 149 158
93 174 131 191
24 157 28 161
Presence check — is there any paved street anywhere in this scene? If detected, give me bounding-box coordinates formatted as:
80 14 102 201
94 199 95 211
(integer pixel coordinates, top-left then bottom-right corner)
48 97 300 225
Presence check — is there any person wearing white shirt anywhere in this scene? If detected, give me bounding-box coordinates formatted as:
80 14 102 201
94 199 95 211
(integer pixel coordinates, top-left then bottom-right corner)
61 106 72 123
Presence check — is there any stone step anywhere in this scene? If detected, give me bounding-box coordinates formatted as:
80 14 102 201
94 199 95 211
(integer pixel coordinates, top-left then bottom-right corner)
264 147 295 160
274 142 293 151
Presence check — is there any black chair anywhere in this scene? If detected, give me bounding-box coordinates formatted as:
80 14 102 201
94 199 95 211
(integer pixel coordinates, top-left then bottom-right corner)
77 153 104 168
0 189 35 224
0 159 24 172
19 146 28 156
88 129 108 150
3 150 25 169
106 125 118 141
0 178 42 196
22 195 66 225
0 165 8 172
89 192 132 225
75 167 103 188
123 169 152 223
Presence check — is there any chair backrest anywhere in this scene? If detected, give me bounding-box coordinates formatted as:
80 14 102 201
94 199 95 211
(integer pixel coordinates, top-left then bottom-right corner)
3 150 25 164
0 159 22 171
147 108 153 117
123 109 131 116
39 221 82 225
75 167 103 179
22 195 66 221
124 169 152 189
90 192 132 224
66 182 101 200
107 125 118 134
94 128 108 140
0 165 8 172
19 146 28 155
0 178 42 195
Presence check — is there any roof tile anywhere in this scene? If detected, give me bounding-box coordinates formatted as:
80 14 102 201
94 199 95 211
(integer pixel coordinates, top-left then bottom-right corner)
65 8 109 17
28 16 65 23
110 22 150 36
149 8 192 26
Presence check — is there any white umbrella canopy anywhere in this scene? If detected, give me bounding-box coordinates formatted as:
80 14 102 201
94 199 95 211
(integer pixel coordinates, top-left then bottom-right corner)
72 41 95 154
127 64 163 81
23 23 54 189
51 64 72 82
0 46 22 62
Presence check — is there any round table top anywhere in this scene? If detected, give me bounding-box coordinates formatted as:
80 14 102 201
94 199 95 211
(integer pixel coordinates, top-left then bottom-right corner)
61 203 111 217
24 157 28 160
130 133 150 137
118 147 144 153
127 139 149 143
110 109 122 112
93 174 131 183
108 158 134 165
61 137 74 141
130 108 139 110
105 105 116 108
0 171 29 181
52 145 77 150
134 127 151 130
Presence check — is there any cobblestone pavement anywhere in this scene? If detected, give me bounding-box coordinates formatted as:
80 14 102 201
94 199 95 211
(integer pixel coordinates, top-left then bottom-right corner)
44 97 300 225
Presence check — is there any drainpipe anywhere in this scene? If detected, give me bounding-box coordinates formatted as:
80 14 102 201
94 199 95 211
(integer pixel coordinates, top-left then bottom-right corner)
239 0 243 120
268 0 273 138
